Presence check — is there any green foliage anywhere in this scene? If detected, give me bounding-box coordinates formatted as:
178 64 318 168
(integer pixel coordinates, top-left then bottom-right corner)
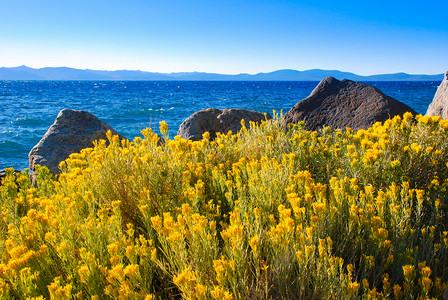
0 113 448 299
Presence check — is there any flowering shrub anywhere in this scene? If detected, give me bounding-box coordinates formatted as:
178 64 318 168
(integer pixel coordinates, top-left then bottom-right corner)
1 112 448 299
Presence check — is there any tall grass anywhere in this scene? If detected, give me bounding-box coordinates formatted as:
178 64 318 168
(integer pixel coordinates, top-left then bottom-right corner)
0 112 448 299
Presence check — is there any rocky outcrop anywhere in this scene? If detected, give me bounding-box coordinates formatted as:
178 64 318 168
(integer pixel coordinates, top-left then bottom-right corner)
178 108 271 141
426 71 448 119
283 77 417 131
29 109 121 174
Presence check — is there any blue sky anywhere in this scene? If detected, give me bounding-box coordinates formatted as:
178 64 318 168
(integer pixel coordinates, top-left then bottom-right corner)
0 0 446 75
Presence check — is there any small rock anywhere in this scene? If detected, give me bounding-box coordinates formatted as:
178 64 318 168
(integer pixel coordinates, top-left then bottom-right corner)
178 108 272 141
29 109 122 174
283 77 416 131
426 71 448 119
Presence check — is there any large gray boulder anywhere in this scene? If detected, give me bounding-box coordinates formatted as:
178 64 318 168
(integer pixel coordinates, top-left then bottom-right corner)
426 71 448 119
29 109 121 174
178 108 272 141
283 77 417 131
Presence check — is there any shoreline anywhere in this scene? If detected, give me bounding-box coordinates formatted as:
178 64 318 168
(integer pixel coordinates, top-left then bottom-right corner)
1 79 441 171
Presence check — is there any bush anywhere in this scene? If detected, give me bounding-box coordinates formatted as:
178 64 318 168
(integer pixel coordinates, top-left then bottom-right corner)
0 113 448 299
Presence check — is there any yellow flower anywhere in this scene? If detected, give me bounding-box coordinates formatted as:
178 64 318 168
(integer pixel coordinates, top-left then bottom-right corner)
310 215 319 223
78 265 89 282
305 245 315 258
150 248 157 262
362 278 369 290
390 160 401 168
347 264 354 274
402 265 415 281
306 227 313 240
421 277 432 292
182 203 192 216
417 115 431 124
410 143 422 154
194 284 208 297
48 277 73 300
125 246 136 260
318 239 327 257
393 284 402 299
173 268 197 294
382 273 390 294
110 255 120 265
362 148 382 164
224 292 233 300
249 236 259 250
403 112 413 122
415 189 425 204
159 121 169 137
108 264 124 283
150 216 162 231
348 281 360 295
123 264 141 280
166 232 183 244
375 228 388 241
371 216 382 227
312 201 326 213
364 185 374 194
420 266 432 278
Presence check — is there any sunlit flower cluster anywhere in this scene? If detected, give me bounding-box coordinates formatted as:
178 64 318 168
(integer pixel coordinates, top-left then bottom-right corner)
0 113 448 298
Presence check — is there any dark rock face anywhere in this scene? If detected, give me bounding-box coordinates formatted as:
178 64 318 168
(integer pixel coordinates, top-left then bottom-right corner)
426 72 448 119
29 109 121 174
178 108 272 141
283 77 417 131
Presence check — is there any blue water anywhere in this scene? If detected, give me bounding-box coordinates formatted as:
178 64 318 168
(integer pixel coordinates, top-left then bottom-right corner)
0 80 439 170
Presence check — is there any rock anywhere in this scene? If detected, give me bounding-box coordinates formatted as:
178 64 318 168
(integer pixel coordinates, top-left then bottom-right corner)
426 71 448 119
29 109 122 174
178 108 272 141
283 77 417 131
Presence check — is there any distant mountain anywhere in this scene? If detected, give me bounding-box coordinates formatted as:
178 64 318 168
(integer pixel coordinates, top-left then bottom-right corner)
0 66 443 81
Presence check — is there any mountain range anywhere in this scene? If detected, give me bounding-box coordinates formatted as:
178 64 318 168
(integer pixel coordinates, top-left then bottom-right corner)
0 65 443 81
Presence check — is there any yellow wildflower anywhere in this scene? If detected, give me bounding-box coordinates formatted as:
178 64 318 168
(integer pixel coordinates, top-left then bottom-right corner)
402 265 415 281
421 277 432 293
393 284 402 298
123 264 141 280
348 281 360 295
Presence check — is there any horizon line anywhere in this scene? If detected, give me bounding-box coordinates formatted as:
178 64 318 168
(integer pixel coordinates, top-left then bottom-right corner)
3 65 445 77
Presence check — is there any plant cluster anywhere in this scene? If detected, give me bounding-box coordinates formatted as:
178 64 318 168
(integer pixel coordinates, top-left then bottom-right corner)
1 112 448 299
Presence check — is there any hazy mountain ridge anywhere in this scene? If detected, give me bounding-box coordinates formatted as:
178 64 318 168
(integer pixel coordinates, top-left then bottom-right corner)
0 66 443 81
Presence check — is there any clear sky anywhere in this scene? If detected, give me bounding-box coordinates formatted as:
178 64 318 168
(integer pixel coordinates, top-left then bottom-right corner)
1 0 447 75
